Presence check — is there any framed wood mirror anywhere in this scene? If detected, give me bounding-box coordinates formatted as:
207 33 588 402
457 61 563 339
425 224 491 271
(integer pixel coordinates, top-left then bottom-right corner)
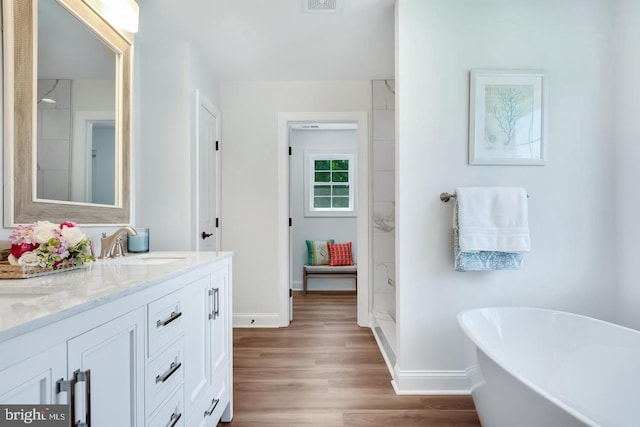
3 0 132 226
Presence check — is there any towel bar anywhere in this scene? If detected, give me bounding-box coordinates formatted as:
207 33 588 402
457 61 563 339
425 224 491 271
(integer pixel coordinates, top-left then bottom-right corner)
440 191 529 202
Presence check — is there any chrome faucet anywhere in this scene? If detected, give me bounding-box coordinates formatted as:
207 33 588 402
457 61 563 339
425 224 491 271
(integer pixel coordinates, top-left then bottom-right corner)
99 227 137 259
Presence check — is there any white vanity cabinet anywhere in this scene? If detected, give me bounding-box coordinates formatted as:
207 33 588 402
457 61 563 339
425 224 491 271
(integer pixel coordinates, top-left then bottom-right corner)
0 252 233 427
0 309 145 426
184 263 231 426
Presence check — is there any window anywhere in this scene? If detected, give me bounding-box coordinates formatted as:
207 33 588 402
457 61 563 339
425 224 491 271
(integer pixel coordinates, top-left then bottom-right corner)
304 151 356 217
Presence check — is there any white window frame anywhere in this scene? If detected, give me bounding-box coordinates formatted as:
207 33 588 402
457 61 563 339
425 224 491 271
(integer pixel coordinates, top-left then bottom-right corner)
303 149 356 217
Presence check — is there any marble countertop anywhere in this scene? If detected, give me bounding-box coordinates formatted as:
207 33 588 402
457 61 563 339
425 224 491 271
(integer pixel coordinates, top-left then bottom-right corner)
0 251 232 343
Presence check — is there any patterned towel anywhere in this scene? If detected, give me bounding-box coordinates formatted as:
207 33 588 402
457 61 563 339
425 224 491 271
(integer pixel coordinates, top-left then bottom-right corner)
454 201 524 272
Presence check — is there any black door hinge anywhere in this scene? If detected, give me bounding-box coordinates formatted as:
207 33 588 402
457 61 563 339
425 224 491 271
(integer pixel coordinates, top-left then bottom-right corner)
289 218 292 227
216 218 219 228
215 140 219 151
288 146 292 156
289 289 293 298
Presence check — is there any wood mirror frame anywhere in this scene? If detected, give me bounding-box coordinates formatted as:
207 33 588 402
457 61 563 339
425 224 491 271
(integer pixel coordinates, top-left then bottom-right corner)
3 0 131 226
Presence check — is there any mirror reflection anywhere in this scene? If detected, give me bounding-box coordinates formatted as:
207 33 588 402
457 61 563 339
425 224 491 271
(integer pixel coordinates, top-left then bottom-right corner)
37 0 117 205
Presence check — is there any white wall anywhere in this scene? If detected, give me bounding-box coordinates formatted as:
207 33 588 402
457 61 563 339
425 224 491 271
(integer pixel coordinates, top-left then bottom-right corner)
395 0 617 393
137 40 219 250
73 80 115 111
220 81 371 326
614 0 640 330
290 129 358 291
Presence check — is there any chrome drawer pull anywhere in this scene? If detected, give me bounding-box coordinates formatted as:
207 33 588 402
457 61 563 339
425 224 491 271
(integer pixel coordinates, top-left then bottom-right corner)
204 398 219 417
157 311 182 328
155 361 182 384
167 411 182 427
208 288 220 320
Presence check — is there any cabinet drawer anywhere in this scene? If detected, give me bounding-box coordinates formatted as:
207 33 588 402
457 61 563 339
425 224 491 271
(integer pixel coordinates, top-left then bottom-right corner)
147 338 184 413
148 289 185 357
148 385 184 427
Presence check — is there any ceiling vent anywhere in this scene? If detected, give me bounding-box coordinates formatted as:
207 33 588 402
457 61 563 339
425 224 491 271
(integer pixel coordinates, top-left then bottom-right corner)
304 0 339 13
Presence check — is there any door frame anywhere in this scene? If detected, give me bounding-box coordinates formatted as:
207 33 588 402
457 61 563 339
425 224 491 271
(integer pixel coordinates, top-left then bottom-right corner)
277 112 370 327
193 89 221 251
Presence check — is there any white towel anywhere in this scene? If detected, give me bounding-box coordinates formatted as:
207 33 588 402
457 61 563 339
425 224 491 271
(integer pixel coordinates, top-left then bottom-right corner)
455 187 530 253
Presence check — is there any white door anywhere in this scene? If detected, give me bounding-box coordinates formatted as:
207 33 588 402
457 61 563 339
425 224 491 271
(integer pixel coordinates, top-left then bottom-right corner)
197 91 220 251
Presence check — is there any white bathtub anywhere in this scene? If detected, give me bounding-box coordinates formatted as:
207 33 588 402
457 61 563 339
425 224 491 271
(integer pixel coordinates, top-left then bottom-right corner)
457 307 640 427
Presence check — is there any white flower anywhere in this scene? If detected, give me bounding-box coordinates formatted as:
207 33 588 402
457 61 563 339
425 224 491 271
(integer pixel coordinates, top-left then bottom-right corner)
60 226 86 247
16 251 41 267
33 221 57 244
7 254 19 265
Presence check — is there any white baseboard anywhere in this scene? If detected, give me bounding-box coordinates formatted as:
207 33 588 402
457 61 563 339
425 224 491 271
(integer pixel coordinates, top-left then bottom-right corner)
233 313 281 328
391 365 471 395
371 325 395 378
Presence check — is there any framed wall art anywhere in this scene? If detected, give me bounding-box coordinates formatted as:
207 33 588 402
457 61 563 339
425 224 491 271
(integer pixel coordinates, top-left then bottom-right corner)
469 69 546 165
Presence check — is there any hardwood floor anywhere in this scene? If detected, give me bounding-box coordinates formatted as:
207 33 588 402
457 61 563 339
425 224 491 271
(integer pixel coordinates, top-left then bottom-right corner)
227 292 481 426
222 293 480 427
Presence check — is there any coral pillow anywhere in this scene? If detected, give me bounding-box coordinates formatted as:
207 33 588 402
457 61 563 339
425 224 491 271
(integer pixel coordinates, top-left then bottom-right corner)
328 242 354 266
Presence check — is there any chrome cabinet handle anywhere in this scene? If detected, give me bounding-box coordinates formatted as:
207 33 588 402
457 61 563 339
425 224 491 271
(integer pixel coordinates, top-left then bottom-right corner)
155 361 182 384
157 311 182 328
204 398 219 417
208 288 219 320
73 369 91 427
215 288 220 319
56 377 74 405
167 411 182 427
208 288 220 320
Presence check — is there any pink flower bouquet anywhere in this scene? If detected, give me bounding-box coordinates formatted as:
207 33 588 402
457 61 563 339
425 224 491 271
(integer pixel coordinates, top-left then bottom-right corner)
8 221 95 267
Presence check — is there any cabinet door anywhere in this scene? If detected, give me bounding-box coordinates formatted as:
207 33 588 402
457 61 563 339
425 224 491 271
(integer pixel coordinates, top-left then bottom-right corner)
194 266 230 427
209 266 228 386
67 307 144 427
182 275 211 415
0 342 66 405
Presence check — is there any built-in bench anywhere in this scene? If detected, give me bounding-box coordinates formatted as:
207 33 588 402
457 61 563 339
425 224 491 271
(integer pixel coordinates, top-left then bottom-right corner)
303 264 357 295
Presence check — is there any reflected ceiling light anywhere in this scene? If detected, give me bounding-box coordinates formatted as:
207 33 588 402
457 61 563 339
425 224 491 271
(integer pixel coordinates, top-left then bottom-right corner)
84 0 139 33
38 79 59 105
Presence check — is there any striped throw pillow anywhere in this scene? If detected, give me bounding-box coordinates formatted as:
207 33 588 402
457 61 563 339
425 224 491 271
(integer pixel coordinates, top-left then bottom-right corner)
306 240 334 265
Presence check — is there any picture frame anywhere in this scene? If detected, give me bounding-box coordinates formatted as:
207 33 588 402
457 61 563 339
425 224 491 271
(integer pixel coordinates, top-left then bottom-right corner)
469 69 546 165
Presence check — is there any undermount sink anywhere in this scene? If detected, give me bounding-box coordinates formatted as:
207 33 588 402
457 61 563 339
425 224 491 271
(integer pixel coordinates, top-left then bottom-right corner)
112 255 186 266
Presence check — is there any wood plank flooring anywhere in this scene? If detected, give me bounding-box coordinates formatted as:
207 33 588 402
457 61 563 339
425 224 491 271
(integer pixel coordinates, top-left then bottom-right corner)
226 292 481 426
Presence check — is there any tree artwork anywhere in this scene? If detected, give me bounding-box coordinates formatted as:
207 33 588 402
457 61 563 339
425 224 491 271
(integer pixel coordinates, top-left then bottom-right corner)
484 84 534 150
492 87 524 146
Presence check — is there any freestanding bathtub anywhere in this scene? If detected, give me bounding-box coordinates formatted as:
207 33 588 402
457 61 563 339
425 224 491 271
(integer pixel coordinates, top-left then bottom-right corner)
457 307 640 427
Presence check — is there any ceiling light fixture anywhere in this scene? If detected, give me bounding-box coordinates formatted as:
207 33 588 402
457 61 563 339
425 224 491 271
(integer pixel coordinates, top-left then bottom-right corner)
303 0 339 13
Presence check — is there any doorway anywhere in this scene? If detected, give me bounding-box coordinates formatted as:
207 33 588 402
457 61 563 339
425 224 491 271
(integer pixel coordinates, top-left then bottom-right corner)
277 112 370 327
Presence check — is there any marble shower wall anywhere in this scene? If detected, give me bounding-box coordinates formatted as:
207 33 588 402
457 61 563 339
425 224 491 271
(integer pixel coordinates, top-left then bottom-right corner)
372 80 396 320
